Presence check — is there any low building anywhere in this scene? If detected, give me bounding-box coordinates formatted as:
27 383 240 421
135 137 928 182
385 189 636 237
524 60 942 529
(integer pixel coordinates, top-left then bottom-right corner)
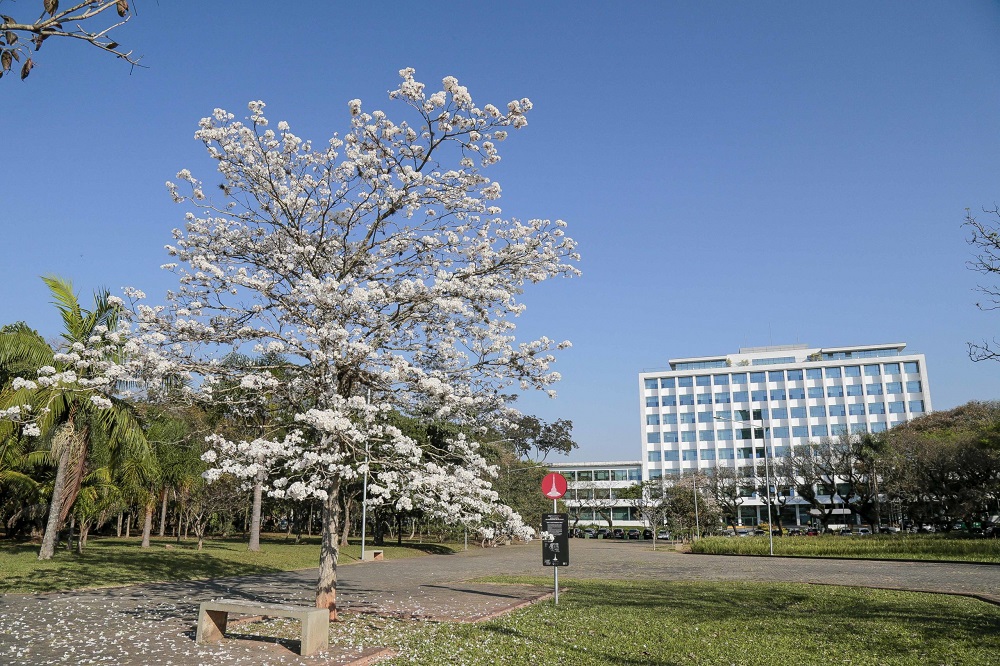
547 460 644 528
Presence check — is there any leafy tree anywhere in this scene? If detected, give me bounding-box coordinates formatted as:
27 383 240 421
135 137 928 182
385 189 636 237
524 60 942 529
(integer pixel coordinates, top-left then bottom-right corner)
505 415 577 462
146 70 579 615
0 276 149 559
619 479 670 550
660 473 722 540
0 1 139 81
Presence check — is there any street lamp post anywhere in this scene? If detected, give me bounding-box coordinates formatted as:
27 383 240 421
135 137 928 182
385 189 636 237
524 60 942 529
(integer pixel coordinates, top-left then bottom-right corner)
716 413 775 556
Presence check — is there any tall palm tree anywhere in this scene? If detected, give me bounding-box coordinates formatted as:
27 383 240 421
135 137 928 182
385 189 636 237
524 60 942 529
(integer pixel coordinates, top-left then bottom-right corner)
0 276 150 559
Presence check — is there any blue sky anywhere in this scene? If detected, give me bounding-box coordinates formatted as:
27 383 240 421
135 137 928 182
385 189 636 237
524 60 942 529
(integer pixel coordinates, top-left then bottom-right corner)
3 2 1000 462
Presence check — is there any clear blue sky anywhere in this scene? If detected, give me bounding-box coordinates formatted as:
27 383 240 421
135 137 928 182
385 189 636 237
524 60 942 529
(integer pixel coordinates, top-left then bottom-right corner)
3 2 1000 462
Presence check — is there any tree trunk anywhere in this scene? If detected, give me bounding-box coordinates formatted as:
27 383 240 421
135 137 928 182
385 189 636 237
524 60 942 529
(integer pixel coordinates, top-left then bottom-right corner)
308 502 314 537
158 488 169 538
141 502 154 548
248 473 263 552
77 521 90 554
38 441 73 560
116 512 123 538
286 508 294 540
339 496 352 548
125 513 131 538
316 477 342 619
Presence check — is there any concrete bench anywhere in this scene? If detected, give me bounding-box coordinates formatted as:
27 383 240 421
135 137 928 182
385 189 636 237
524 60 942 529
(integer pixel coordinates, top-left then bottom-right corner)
195 599 329 656
362 549 384 561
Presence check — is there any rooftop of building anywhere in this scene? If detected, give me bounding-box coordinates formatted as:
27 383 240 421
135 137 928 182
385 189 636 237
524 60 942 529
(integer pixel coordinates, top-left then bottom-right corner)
546 460 642 469
643 342 916 373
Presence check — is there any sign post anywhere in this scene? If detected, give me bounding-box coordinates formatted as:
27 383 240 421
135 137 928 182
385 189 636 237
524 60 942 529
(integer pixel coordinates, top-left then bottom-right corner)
541 473 569 604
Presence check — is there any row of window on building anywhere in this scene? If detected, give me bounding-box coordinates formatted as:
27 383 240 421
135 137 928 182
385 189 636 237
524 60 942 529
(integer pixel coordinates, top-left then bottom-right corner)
646 402 926 427
643 362 922 392
645 382 922 407
557 468 642 482
646 418 907 444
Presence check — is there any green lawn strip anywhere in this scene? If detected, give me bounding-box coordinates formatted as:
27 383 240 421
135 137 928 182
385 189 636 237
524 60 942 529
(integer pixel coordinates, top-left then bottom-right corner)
0 536 459 594
691 534 1000 562
246 578 1000 665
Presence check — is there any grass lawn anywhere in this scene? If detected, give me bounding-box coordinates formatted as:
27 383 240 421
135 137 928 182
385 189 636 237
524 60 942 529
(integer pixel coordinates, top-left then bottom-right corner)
250 578 1000 665
0 535 458 593
691 533 1000 562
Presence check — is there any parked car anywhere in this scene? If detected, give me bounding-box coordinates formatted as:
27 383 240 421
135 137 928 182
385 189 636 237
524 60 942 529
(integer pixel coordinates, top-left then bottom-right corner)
642 529 653 540
612 528 625 539
787 528 803 537
627 529 641 540
856 527 872 536
656 530 670 540
839 528 853 536
597 528 611 539
805 529 819 536
584 528 596 538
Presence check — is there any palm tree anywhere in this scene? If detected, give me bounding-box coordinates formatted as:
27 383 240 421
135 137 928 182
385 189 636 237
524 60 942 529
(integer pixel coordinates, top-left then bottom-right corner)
0 276 150 560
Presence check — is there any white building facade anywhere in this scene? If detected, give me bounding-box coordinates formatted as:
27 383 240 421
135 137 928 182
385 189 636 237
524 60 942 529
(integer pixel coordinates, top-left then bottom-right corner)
639 343 932 526
547 460 644 528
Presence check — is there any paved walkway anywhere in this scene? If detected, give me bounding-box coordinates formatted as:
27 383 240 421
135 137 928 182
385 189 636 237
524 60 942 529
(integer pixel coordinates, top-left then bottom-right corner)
3 539 1000 664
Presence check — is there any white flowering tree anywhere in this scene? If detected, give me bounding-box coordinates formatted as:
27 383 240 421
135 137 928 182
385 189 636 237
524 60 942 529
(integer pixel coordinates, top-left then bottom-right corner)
0 276 150 559
145 68 579 615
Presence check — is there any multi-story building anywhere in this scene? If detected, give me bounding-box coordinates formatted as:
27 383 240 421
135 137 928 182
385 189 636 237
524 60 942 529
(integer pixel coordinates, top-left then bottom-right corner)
639 343 932 527
547 460 644 528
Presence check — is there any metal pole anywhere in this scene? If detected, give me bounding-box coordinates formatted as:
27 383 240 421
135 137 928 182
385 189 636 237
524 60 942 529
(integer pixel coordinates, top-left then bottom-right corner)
360 445 369 562
553 497 559 605
693 472 700 540
761 419 774 556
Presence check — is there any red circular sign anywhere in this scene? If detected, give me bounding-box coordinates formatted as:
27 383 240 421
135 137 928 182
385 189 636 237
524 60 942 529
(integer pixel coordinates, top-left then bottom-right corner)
541 472 568 499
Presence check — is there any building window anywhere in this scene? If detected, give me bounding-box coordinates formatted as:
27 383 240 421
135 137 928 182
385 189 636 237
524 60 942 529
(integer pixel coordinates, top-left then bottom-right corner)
808 387 824 398
661 377 675 389
716 409 732 420
732 391 749 402
751 390 767 401
663 432 678 443
846 385 863 397
866 384 883 395
680 413 696 424
865 364 881 376
809 405 827 417
646 396 659 407
790 406 807 418
770 389 786 401
663 450 679 461
737 428 752 440
715 392 731 404
827 386 844 398
681 431 696 442
792 425 809 437
714 374 729 386
772 426 790 438
594 470 610 481
612 470 628 481
825 367 842 379
906 380 922 393
661 395 677 407
737 447 753 459
868 403 886 415
628 468 642 481
886 382 903 394
871 422 888 433
698 411 714 423
732 373 748 384
811 425 829 437
786 369 804 380
648 469 662 480
717 429 733 440
578 471 593 481
679 394 694 405
561 471 576 482
678 376 693 387
718 448 734 459
697 393 713 404
844 366 861 377
663 413 677 424
884 363 900 374
771 407 788 419
699 430 715 442
735 409 751 421
774 446 790 457
647 432 661 444
806 368 823 380
768 370 785 381
696 375 712 386
829 405 846 416
909 400 925 413
788 388 805 399
750 372 766 383
644 378 658 390
646 414 660 426
904 361 920 373
682 449 698 461
888 401 905 414
849 404 866 415
700 449 716 460
851 423 868 434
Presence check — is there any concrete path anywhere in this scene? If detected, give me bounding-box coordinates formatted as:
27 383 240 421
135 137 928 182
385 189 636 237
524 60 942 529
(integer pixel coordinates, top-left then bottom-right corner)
3 539 1000 665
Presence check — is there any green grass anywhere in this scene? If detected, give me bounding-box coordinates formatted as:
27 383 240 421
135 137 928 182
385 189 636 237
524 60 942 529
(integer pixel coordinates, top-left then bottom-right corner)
249 578 1000 665
0 535 458 593
691 533 1000 562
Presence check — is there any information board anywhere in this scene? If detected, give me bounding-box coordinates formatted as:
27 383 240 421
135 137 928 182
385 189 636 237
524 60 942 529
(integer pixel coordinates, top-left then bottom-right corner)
542 512 569 567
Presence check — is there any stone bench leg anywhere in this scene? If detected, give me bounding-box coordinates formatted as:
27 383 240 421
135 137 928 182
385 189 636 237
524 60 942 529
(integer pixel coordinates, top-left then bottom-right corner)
300 610 329 656
196 606 229 644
